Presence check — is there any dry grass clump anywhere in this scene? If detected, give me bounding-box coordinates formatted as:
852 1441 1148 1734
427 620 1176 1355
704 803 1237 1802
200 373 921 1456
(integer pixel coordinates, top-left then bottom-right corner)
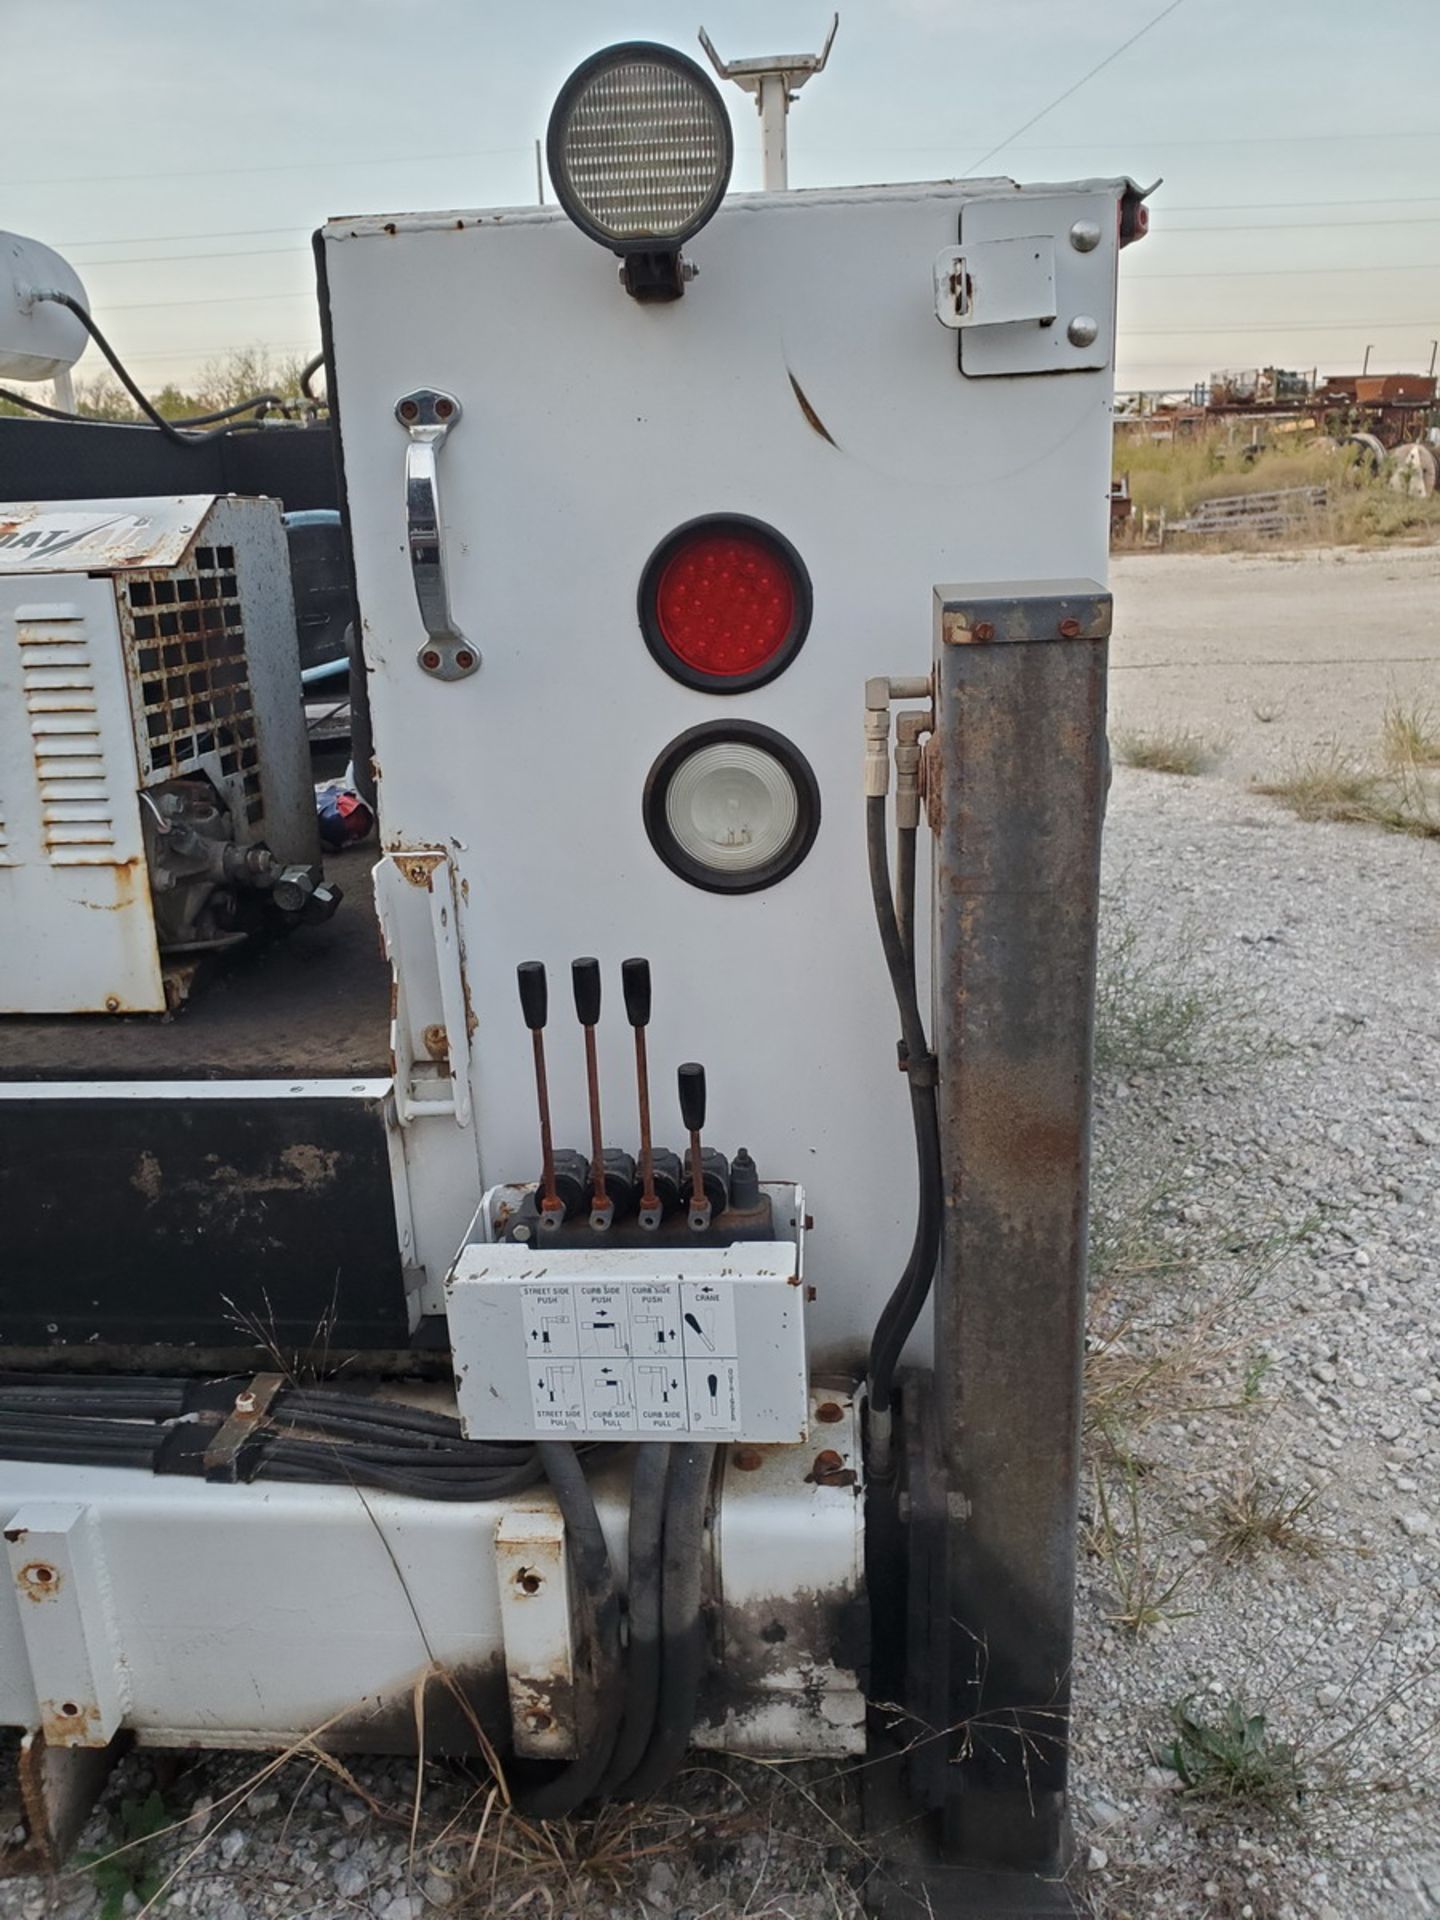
1207 1471 1326 1565
1114 428 1440 548
1094 902 1270 1074
1256 735 1440 841
1112 725 1224 777
1382 697 1440 770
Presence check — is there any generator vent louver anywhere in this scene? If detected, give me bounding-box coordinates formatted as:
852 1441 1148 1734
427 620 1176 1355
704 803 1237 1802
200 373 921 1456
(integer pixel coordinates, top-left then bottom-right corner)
17 603 118 867
125 545 264 827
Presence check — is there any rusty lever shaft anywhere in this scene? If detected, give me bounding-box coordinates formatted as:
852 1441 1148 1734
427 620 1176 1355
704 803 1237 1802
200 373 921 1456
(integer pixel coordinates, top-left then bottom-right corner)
517 962 564 1223
678 1061 711 1232
623 958 662 1230
573 957 613 1230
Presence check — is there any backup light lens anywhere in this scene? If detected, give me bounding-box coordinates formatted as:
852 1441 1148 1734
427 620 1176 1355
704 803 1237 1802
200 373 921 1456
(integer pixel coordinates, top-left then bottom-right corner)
640 516 812 694
644 722 821 894
547 43 733 250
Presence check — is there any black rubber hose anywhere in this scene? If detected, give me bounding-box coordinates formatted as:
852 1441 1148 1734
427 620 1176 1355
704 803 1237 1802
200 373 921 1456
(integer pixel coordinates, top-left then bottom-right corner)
895 820 916 969
511 1442 625 1819
599 1444 670 1793
25 294 280 443
253 1444 544 1503
299 351 325 402
620 1442 716 1802
0 384 98 422
865 798 943 1411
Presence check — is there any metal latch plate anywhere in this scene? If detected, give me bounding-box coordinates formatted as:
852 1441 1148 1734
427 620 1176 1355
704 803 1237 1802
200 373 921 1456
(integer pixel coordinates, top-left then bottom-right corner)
934 235 1056 330
945 190 1119 378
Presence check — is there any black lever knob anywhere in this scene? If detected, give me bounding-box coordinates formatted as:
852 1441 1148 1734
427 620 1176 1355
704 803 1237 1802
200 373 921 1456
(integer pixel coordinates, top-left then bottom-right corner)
517 961 547 1031
622 957 651 1028
572 956 602 1027
678 1061 706 1134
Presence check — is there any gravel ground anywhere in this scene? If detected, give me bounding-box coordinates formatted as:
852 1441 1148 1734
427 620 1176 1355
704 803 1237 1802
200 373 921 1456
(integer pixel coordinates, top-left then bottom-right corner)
1110 544 1440 780
1074 766 1440 1919
4 559 1438 1919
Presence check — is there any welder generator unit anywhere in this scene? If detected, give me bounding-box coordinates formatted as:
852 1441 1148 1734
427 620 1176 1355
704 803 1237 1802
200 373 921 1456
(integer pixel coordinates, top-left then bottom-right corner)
0 36 1147 1915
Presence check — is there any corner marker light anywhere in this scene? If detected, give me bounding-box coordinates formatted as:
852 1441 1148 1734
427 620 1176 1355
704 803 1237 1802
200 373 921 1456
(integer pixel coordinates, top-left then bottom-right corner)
546 42 733 301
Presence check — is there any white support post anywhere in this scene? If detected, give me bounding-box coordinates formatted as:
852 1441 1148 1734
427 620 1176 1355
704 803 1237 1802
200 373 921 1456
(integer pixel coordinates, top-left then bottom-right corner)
757 74 790 191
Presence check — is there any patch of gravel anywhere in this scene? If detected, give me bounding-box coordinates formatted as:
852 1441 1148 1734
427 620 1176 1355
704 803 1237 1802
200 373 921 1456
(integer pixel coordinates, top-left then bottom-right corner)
1075 767 1440 1920
1109 545 1440 782
3 768 1435 1920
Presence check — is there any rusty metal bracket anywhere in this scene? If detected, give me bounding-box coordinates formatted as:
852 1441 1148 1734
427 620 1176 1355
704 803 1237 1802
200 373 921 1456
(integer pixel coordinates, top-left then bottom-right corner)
936 579 1112 648
374 849 475 1128
494 1508 577 1759
4 1504 126 1751
0 1729 127 1878
202 1372 285 1480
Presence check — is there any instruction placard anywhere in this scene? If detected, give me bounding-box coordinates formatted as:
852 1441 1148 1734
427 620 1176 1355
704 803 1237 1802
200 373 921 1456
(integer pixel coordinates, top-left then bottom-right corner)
519 1279 741 1435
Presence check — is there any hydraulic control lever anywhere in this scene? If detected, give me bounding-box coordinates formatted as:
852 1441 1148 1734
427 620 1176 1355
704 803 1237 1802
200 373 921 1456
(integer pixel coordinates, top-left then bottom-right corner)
573 958 615 1231
517 962 567 1234
623 958 663 1232
677 1062 730 1233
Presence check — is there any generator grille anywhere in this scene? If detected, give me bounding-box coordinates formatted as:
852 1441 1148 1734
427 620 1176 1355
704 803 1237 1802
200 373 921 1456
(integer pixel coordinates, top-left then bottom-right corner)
125 543 264 826
17 604 119 867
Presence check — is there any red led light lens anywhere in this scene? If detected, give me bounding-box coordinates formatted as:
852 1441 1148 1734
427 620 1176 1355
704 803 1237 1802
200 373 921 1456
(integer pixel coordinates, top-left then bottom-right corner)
655 531 798 678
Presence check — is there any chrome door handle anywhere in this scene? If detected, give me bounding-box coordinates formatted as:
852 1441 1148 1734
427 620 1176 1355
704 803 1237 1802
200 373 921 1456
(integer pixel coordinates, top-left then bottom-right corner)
395 388 479 680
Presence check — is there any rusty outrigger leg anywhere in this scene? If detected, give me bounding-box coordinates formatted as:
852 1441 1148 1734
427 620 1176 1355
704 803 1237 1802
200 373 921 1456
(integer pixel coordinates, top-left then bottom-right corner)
930 580 1110 1880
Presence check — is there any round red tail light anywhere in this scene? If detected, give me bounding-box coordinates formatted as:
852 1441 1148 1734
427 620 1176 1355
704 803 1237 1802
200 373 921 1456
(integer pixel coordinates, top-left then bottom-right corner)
639 515 811 693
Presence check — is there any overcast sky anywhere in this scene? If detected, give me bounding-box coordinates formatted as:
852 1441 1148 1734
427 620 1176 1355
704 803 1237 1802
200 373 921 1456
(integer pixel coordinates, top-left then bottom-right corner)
4 0 1437 394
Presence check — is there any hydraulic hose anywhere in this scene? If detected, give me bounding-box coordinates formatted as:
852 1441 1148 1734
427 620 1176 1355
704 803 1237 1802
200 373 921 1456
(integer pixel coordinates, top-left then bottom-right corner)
895 818 916 969
22 293 281 443
511 1442 625 1819
619 1441 716 1802
0 1376 547 1501
598 1443 670 1794
865 798 943 1438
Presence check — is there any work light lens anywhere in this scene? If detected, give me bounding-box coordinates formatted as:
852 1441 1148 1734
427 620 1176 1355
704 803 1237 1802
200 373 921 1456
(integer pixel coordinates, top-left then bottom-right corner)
549 45 733 247
644 724 821 894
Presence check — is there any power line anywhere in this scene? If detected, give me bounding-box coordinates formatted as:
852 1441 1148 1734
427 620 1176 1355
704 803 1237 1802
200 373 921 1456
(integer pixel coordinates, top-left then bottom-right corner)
1161 216 1440 234
962 0 1188 176
78 247 304 270
1159 194 1440 214
17 125 1440 192
1121 318 1440 336
813 129 1440 155
100 290 312 312
66 213 1439 275
60 224 307 250
1 144 528 191
1128 264 1440 282
46 194 1440 258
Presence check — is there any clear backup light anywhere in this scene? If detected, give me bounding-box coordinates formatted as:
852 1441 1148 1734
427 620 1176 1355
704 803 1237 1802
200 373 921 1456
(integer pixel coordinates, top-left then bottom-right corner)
644 723 821 894
547 43 733 253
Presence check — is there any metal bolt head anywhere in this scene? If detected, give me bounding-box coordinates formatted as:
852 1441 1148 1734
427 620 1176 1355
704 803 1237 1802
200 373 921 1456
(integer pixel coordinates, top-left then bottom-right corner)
971 621 995 643
235 1390 257 1414
733 1447 764 1472
816 1402 845 1424
1069 220 1101 253
1058 616 1082 639
1067 315 1100 348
